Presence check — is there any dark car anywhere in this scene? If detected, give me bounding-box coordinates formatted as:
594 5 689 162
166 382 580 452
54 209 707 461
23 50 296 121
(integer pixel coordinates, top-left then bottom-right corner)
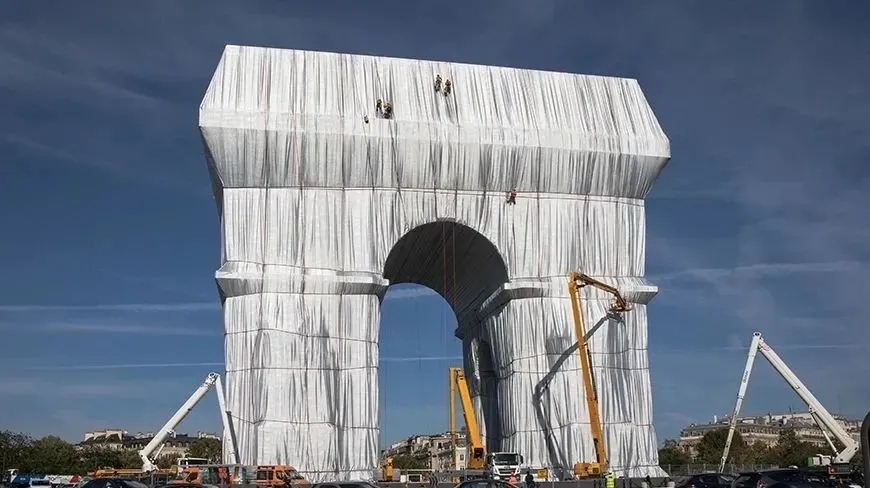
311 483 380 488
78 479 150 488
732 469 831 488
453 481 517 488
676 473 736 488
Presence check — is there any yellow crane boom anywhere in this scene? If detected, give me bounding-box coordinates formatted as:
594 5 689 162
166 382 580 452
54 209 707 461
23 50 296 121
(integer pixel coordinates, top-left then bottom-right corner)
567 272 631 477
449 366 486 469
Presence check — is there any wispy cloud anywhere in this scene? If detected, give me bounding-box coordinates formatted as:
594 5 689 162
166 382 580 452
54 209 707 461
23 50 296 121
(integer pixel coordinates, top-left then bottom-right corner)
651 260 866 284
42 323 215 336
0 302 219 312
0 377 180 399
0 288 437 314
384 287 439 300
21 356 465 372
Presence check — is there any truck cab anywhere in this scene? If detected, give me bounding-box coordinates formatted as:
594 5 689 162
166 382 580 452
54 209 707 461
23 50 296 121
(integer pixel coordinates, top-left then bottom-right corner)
485 452 524 480
254 465 307 487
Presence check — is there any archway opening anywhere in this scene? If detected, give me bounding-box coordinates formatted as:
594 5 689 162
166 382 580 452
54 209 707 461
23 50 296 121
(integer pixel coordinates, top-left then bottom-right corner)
383 221 509 325
378 221 509 462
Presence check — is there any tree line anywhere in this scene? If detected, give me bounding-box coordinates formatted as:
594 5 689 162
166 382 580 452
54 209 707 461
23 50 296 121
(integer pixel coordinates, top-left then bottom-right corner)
658 427 864 470
0 430 223 474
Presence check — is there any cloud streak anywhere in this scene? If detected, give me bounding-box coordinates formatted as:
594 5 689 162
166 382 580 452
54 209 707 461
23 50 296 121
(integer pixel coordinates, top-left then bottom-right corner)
0 287 436 314
0 302 220 312
651 260 867 284
20 356 465 371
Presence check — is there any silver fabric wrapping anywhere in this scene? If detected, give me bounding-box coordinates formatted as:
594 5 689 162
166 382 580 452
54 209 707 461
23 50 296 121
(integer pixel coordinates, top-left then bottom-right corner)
200 45 670 480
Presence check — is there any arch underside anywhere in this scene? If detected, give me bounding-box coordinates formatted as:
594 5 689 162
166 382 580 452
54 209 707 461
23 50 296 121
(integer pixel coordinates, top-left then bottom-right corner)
202 45 671 482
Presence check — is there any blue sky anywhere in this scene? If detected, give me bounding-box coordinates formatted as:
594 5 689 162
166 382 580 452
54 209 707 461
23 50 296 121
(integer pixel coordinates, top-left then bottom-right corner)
1 1 869 447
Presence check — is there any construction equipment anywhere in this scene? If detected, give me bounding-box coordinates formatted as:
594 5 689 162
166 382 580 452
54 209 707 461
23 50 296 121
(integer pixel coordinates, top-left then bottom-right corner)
448 367 524 480
567 272 631 478
171 464 249 485
379 456 394 482
139 372 240 473
254 465 308 487
719 332 860 472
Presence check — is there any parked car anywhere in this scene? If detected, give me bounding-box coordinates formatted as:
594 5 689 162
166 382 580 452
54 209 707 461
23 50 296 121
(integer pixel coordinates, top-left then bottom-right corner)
310 483 381 488
77 479 150 488
732 469 831 488
676 473 737 488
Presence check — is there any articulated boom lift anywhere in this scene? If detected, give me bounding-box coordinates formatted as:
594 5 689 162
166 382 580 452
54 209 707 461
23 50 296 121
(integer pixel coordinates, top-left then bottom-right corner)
139 372 240 472
567 272 632 478
449 367 486 469
718 332 859 472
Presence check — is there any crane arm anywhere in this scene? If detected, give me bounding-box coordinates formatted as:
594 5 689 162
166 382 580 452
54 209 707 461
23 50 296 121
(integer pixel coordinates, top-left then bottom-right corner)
139 372 221 472
449 367 486 469
719 332 762 472
755 333 859 463
719 333 859 470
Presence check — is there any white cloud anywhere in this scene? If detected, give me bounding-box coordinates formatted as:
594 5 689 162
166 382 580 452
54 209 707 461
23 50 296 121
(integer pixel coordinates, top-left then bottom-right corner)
383 287 439 301
43 323 215 336
0 302 219 312
0 377 180 399
21 356 464 372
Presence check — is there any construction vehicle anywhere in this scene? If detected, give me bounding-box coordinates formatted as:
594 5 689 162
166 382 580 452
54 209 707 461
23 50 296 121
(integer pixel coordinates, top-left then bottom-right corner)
567 272 631 479
719 332 860 473
448 367 524 481
139 372 240 473
379 456 394 482
175 457 209 476
254 465 308 487
170 464 249 485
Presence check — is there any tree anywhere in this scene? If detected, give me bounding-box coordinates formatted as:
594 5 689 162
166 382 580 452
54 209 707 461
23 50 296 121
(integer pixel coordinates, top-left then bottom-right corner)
156 454 182 470
746 441 772 465
0 430 34 472
28 436 78 474
695 428 746 464
767 429 816 467
391 453 429 470
658 439 691 466
188 438 222 463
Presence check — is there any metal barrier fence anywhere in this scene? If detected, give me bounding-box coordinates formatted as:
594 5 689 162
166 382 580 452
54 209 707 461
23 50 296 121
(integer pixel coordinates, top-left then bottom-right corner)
659 465 779 477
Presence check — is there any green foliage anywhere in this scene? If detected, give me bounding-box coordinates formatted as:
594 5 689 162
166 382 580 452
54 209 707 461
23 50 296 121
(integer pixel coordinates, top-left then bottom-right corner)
391 453 430 470
694 428 747 464
156 453 182 470
765 429 818 468
659 427 849 472
187 437 222 463
0 430 200 474
658 439 691 466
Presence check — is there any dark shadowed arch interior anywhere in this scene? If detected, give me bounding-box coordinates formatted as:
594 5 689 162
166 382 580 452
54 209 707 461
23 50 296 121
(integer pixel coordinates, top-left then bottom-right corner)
383 221 509 326
475 339 501 449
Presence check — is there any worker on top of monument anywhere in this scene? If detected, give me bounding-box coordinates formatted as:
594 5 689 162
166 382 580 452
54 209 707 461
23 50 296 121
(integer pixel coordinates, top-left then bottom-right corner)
443 79 452 95
435 74 442 92
506 188 517 205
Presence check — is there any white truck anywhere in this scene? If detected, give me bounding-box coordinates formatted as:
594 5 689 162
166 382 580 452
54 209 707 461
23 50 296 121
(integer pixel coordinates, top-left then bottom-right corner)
484 452 524 480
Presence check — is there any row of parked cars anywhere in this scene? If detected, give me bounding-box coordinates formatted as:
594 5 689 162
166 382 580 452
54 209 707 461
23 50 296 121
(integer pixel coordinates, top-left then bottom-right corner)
675 468 864 488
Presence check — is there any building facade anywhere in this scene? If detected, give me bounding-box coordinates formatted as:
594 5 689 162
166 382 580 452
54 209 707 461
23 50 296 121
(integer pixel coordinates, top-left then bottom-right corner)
383 432 468 471
78 429 221 458
679 412 860 456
